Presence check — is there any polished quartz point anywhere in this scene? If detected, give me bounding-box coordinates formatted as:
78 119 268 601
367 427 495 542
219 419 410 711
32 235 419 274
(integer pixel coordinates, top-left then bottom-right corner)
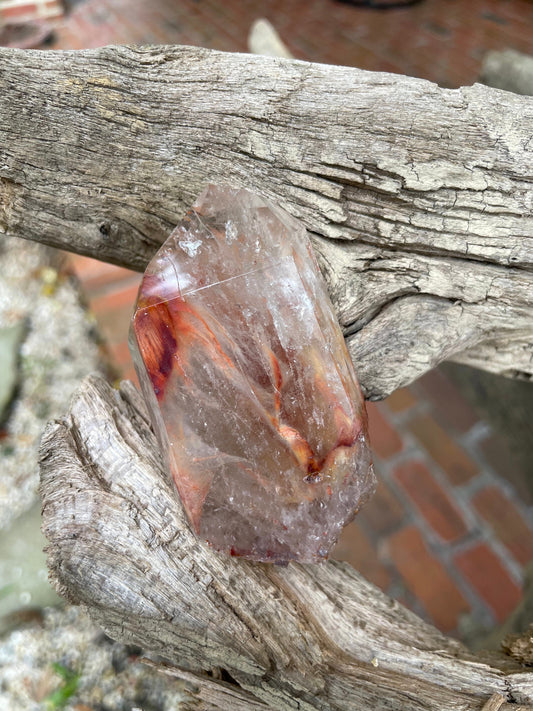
129 185 375 563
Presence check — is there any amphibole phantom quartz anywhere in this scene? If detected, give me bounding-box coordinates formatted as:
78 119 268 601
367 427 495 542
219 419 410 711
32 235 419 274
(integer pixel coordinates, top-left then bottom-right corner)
129 185 376 563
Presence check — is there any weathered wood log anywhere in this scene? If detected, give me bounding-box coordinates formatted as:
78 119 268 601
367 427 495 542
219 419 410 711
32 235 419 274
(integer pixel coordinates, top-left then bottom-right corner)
39 374 533 711
1 46 532 398
480 50 533 97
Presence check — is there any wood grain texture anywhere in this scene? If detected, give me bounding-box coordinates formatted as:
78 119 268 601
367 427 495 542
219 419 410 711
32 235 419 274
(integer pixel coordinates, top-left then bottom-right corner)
39 374 533 711
1 45 532 397
481 694 505 711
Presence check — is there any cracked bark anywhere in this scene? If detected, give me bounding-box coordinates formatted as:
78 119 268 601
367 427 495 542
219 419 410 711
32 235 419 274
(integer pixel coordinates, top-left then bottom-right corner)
39 375 533 711
1 45 532 398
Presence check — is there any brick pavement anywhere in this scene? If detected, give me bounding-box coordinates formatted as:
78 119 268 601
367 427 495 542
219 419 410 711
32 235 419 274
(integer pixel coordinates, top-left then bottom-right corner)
36 0 533 640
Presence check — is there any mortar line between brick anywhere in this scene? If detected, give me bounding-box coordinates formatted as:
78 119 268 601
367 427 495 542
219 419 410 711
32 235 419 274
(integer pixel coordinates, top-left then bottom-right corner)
376 455 496 629
381 428 529 586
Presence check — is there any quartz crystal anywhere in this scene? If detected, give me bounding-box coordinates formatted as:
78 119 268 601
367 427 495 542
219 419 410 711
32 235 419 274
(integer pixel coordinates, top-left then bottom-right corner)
129 185 376 563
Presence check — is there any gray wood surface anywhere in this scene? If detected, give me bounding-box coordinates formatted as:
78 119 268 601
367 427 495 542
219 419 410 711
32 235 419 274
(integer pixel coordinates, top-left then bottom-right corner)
1 46 532 398
39 374 533 711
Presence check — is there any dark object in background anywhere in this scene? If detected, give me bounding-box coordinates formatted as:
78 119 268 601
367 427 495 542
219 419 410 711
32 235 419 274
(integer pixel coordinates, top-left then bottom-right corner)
62 0 89 9
336 0 425 8
0 321 27 427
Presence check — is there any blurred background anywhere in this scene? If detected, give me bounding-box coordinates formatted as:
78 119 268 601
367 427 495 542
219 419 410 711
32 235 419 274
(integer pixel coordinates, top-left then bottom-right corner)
1 0 532 708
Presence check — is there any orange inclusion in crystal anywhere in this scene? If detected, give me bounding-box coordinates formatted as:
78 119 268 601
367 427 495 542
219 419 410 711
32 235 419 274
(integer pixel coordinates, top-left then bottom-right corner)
135 289 361 505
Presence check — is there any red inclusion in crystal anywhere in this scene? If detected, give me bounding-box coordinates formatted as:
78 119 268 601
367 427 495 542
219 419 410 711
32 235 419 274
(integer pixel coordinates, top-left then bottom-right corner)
133 302 177 401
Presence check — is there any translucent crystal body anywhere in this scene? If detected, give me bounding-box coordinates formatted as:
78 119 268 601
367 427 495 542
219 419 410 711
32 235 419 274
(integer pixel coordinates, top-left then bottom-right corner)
129 185 375 563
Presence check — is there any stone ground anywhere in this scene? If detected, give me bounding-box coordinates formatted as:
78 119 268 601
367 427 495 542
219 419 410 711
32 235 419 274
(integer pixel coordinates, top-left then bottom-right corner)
0 238 103 625
0 606 189 710
0 240 102 533
1 0 532 646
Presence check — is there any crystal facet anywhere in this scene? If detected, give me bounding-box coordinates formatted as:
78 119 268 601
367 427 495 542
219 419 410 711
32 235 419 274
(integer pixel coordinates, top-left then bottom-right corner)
129 185 376 563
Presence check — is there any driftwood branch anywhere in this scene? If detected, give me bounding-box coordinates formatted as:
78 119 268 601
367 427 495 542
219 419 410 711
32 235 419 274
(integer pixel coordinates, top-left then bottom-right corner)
39 374 533 710
1 46 533 397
